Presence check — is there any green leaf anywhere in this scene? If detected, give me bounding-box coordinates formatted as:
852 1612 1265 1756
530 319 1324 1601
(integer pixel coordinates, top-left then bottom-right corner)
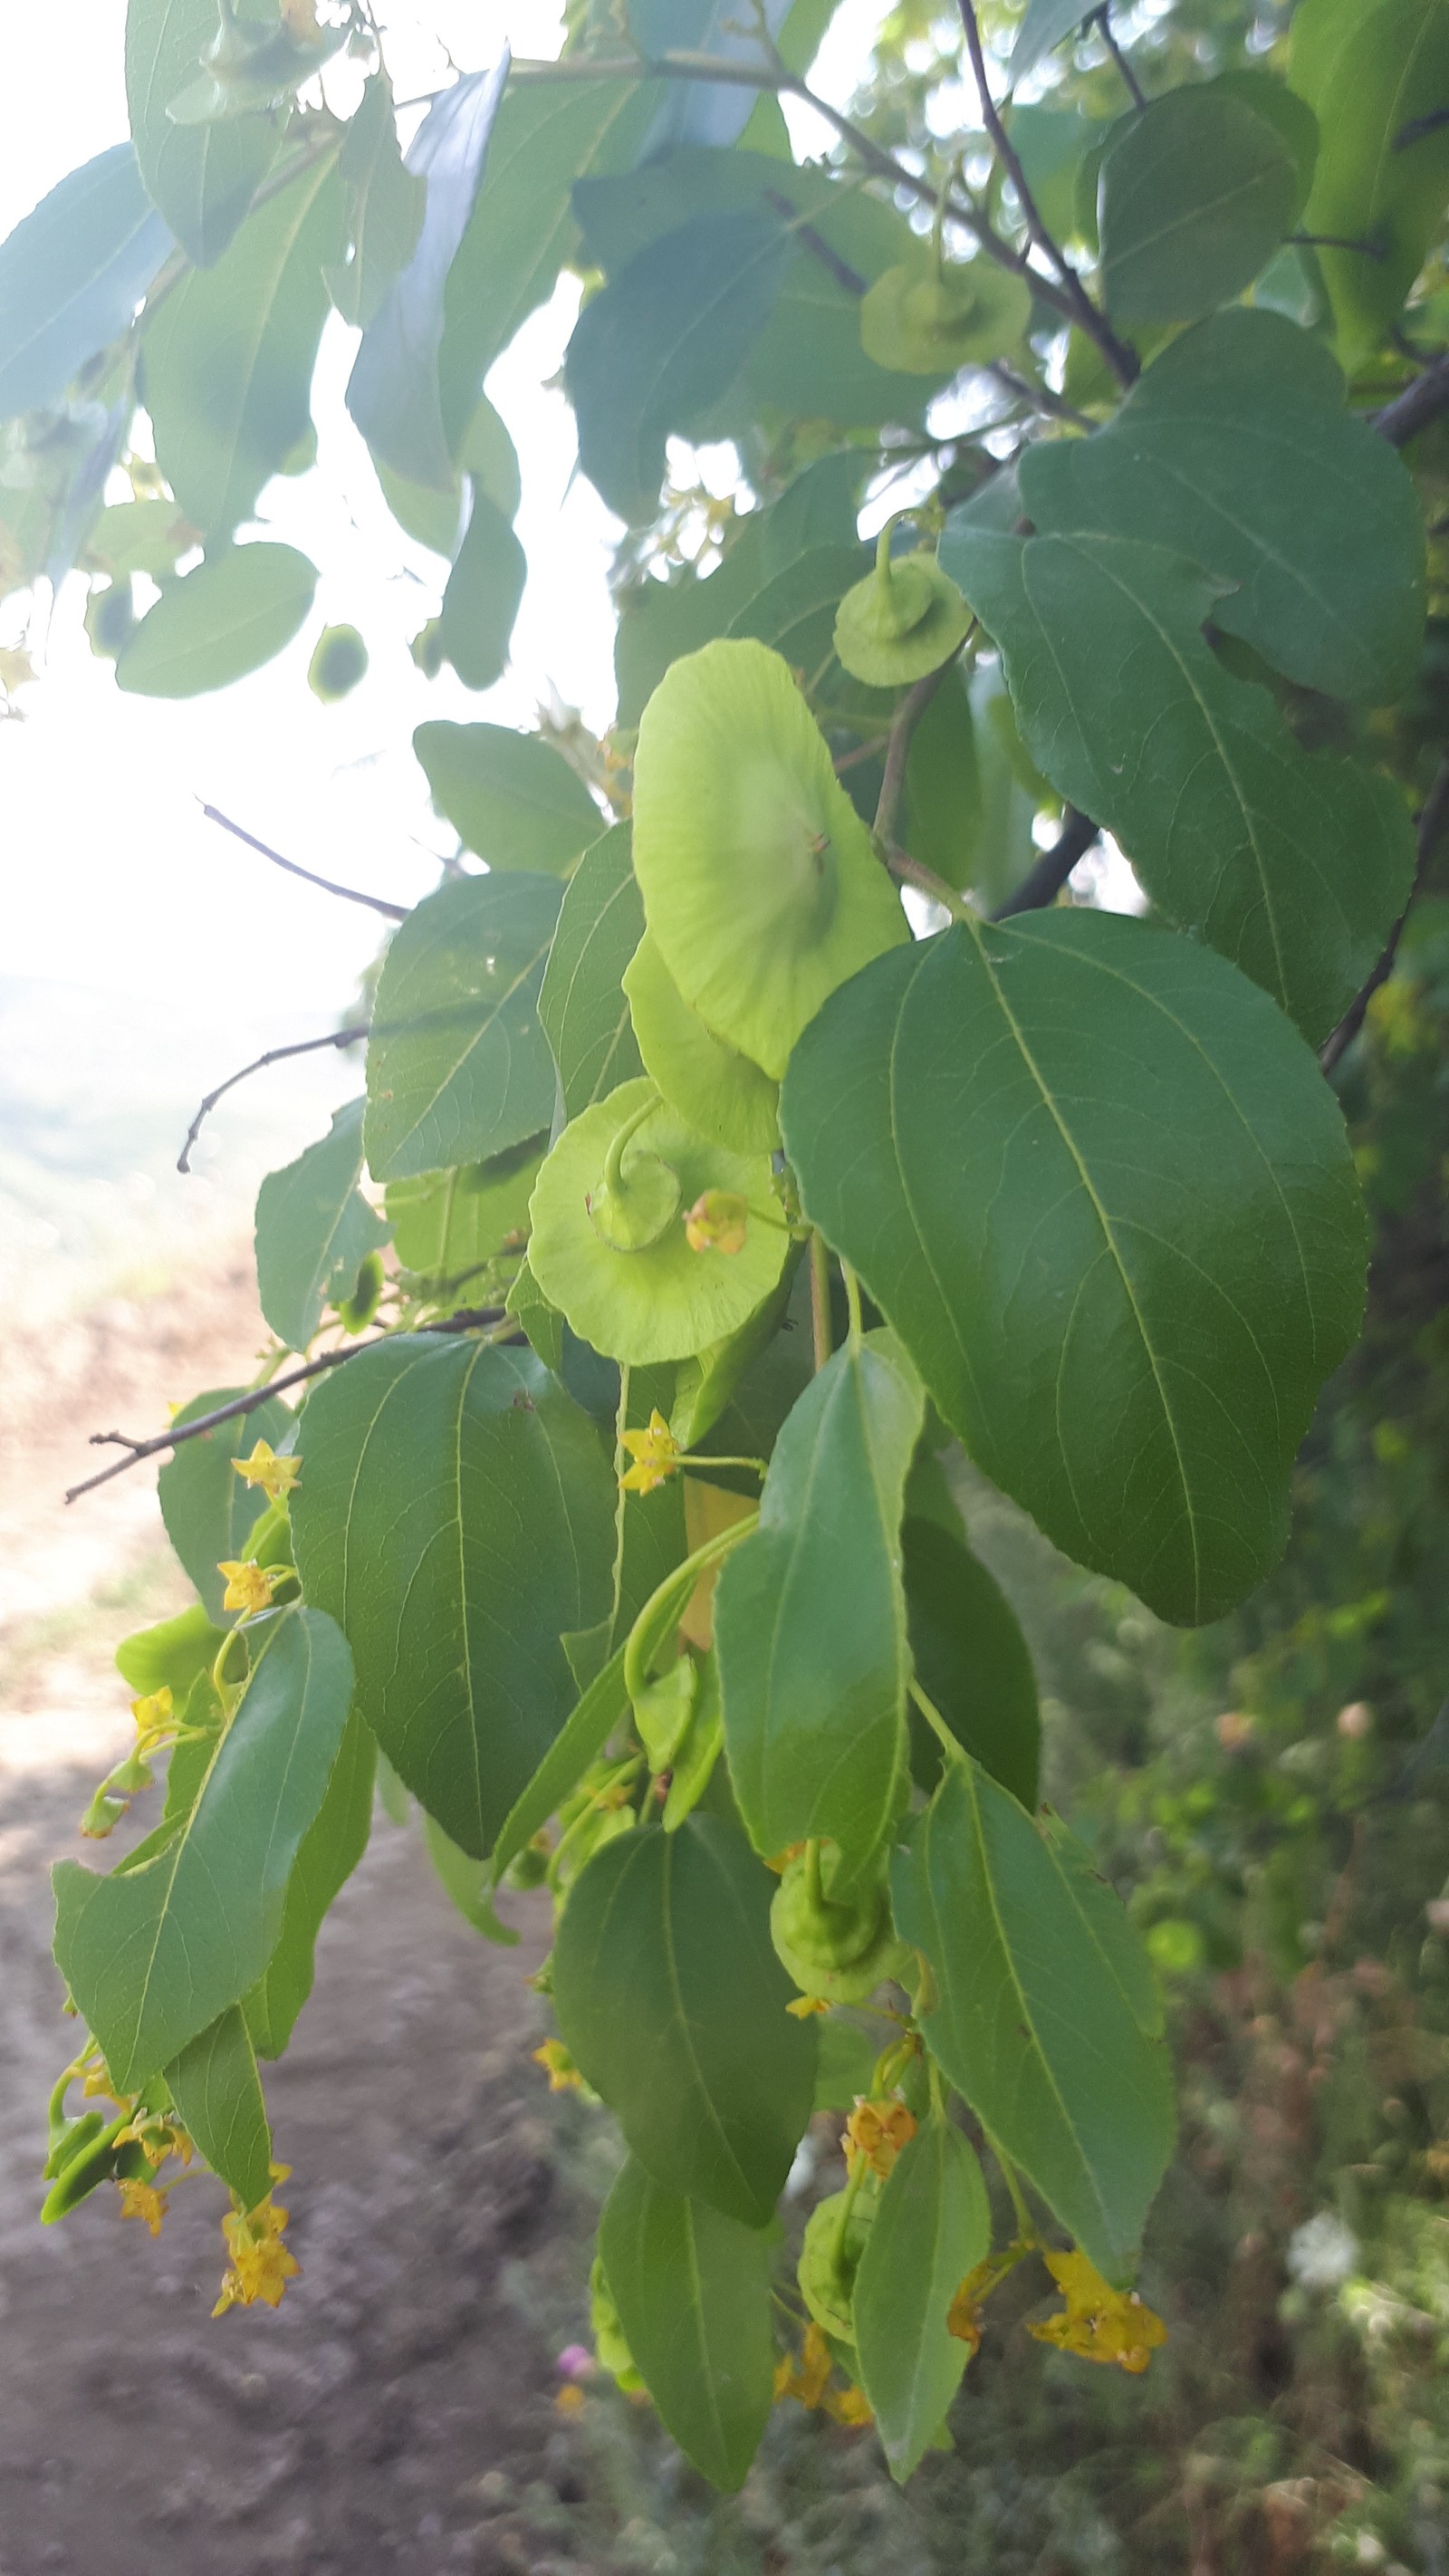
552 1815 815 2224
598 2158 774 2492
781 910 1366 1627
362 870 561 1182
715 1331 923 1876
326 73 426 329
53 1606 354 2089
165 2005 273 2208
84 497 196 578
115 541 317 697
422 1812 519 1946
291 1337 617 1857
158 1387 291 1622
566 211 792 524
141 153 338 539
943 524 1415 1041
538 822 646 1119
347 61 509 490
900 665 981 892
852 2116 991 2481
115 1601 226 1701
629 0 792 151
437 491 526 690
1010 0 1094 80
1098 82 1297 326
414 720 602 871
245 1711 376 2057
894 1763 1173 2283
812 2012 881 2110
1021 309 1425 706
126 0 277 266
904 1519 1041 1812
487 1645 629 1891
254 1098 389 1354
386 1137 543 1287
0 145 171 421
1292 0 1449 360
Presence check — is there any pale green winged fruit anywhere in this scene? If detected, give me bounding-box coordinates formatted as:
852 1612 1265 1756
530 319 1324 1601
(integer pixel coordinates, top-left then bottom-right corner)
168 0 345 124
630 639 907 1081
834 522 974 689
860 250 1032 376
622 932 780 1157
771 1847 910 2005
527 1078 790 1365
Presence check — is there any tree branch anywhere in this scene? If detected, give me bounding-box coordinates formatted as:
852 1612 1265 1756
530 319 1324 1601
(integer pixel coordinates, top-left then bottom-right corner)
1088 7 1146 112
1373 351 1449 446
1319 759 1449 1074
984 361 1095 429
883 841 971 918
993 807 1100 918
198 803 408 921
177 1026 369 1174
874 657 962 845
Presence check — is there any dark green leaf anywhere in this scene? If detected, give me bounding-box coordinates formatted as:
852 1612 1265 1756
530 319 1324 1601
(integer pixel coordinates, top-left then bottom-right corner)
553 1816 815 2224
943 524 1415 1040
142 154 338 538
414 720 603 871
852 2116 991 2481
1292 0 1449 360
1098 82 1297 325
126 0 277 266
245 1710 376 2057
53 1607 354 2088
363 870 561 1182
904 1518 1041 1812
254 1098 389 1354
812 2012 881 2110
438 491 526 690
291 1338 617 1857
1022 309 1425 706
158 1387 291 1622
165 2005 273 2207
892 1760 1175 2282
327 73 426 329
599 2158 774 2492
782 911 1365 1626
115 542 317 697
386 1137 544 1286
538 822 646 1118
715 1331 922 1876
0 146 171 421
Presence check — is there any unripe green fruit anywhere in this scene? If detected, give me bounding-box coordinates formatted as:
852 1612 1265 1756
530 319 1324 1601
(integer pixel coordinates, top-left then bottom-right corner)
834 549 973 688
336 1247 386 1331
771 1853 909 2004
860 255 1032 376
86 580 135 660
588 1148 681 1252
622 932 780 1158
308 623 369 703
799 2189 875 2341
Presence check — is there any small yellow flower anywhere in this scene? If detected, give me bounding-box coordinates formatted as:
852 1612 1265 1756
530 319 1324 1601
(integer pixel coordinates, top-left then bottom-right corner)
1026 2249 1167 2376
786 1994 830 2018
684 1189 749 1255
823 2382 874 2427
115 2113 193 2172
212 2197 301 2317
533 2039 583 2093
775 2321 834 2410
231 1439 302 1503
216 1559 278 1617
947 2265 990 2355
844 2096 916 2182
618 1410 682 1495
130 1687 176 1757
117 2178 168 2237
80 2053 132 2113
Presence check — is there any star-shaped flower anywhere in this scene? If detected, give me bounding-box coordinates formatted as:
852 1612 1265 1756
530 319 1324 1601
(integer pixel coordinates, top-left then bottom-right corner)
619 1409 683 1495
231 1439 302 1503
1026 2249 1167 2374
216 1559 279 1617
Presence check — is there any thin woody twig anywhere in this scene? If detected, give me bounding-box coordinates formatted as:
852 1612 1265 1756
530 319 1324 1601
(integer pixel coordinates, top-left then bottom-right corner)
1088 7 1146 111
198 803 408 921
875 658 960 846
984 361 1095 428
993 806 1100 918
1374 351 1449 446
1319 758 1449 1073
177 1026 369 1174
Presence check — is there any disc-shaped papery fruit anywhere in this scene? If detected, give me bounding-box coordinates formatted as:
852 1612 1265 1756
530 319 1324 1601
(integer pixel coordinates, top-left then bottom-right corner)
770 1852 908 2004
800 2191 875 2341
623 932 781 1157
834 552 974 688
631 639 907 1081
860 255 1032 375
527 1079 790 1365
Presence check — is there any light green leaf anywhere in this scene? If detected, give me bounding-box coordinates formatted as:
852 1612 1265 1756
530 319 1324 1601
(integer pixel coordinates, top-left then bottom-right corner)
552 1815 815 2225
1010 0 1094 80
245 1711 376 2057
423 1812 519 1946
1021 309 1425 706
115 1601 226 1702
291 1337 617 1857
386 1137 543 1288
0 145 171 421
487 1645 629 1891
904 1519 1041 1812
893 1760 1175 2283
158 1386 291 1622
84 497 196 579
165 2004 273 2208
715 1331 922 1876
1292 0 1449 360
852 2116 991 2481
326 73 426 329
900 666 980 893
438 491 526 690
1098 82 1297 325
781 911 1366 1627
943 524 1415 1041
126 0 277 266
53 1606 353 2089
116 542 317 697
599 2158 774 2491
538 822 646 1119
254 1098 389 1355
623 932 780 1158
414 720 603 871
363 870 561 1182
